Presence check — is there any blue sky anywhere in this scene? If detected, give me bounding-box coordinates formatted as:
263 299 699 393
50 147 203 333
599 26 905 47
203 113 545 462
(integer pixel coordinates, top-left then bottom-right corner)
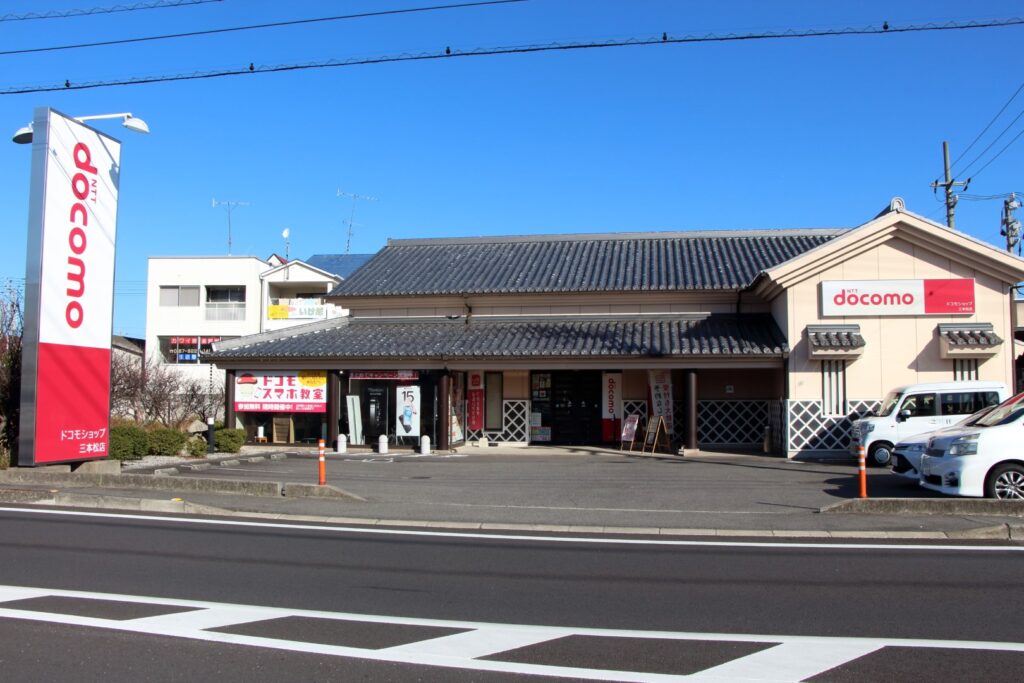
1 0 1023 338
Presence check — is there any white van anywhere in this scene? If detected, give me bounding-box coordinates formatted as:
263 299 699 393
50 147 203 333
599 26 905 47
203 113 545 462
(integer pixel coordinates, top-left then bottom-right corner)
848 381 1007 467
920 391 1024 498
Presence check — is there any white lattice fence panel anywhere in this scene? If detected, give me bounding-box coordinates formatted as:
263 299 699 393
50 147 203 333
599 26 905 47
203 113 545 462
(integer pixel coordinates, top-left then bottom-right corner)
502 400 529 442
697 400 770 445
623 400 648 429
787 399 880 452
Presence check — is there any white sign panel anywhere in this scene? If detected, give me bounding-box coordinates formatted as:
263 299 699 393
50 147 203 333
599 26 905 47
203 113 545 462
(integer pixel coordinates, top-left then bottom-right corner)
234 370 327 412
648 370 674 435
396 385 421 438
821 279 975 317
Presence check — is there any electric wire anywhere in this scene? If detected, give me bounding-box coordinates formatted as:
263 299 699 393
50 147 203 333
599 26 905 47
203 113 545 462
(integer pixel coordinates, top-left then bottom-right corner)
954 106 1024 179
0 0 527 56
4 15 1023 95
948 79 1024 175
0 0 221 23
966 125 1024 180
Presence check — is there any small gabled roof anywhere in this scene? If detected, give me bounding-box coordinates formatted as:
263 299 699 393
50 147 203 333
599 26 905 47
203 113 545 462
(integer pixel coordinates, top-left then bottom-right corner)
329 230 846 298
260 259 340 282
750 200 1024 298
305 254 374 279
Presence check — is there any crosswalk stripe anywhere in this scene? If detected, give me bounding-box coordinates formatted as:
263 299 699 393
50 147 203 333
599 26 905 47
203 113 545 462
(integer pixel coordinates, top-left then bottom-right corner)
691 641 882 681
126 606 283 632
381 626 571 659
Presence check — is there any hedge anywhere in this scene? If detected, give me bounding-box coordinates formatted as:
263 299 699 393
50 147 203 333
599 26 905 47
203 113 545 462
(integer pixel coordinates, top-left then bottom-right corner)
186 436 208 457
214 428 246 453
109 425 149 461
147 428 188 456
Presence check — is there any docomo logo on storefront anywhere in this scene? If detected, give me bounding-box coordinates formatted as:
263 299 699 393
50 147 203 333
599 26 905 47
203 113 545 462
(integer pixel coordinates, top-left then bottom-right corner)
821 279 975 317
65 142 98 328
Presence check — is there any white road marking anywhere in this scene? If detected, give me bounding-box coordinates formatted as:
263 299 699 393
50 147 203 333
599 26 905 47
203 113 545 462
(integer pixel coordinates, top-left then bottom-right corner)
691 641 882 681
0 585 1020 682
0 506 1019 553
382 625 572 659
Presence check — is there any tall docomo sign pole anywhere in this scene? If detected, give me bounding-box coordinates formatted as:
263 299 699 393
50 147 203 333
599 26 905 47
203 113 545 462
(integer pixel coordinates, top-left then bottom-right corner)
18 108 121 466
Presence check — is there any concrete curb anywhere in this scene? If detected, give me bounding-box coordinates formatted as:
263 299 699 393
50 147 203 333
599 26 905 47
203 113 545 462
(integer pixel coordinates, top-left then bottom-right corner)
283 483 366 502
822 498 1024 516
0 470 282 497
4 491 1020 541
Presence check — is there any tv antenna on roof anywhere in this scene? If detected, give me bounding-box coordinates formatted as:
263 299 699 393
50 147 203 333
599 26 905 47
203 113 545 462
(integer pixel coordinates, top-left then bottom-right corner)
336 189 376 254
212 198 250 255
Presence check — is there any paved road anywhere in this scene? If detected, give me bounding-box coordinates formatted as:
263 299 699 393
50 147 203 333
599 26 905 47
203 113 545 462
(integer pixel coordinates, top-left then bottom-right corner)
0 507 1020 681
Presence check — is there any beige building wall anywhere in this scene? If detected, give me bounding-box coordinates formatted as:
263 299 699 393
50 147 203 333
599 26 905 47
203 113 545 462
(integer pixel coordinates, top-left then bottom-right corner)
779 237 1014 401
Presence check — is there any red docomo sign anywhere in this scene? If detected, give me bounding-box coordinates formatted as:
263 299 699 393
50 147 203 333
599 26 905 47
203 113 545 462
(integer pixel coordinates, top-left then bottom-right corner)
821 279 975 317
66 142 97 328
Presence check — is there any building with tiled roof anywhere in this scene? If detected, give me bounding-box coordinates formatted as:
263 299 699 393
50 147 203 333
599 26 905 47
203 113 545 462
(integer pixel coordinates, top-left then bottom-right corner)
208 200 1024 458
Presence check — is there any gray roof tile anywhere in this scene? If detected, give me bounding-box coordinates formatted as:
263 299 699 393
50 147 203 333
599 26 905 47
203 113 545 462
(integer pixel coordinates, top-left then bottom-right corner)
806 325 866 349
938 323 1003 347
207 314 788 361
330 230 845 297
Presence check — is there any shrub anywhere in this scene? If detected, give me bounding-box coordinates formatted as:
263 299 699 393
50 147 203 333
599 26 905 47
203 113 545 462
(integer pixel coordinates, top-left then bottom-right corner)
147 428 187 456
109 425 148 461
186 436 208 457
214 428 246 453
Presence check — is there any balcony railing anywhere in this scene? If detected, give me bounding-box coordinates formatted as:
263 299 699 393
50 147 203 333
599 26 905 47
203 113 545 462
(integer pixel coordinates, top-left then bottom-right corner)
205 302 245 321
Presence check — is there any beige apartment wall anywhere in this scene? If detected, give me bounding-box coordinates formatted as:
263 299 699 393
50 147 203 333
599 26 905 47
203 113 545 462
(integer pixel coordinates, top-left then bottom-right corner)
784 237 1014 401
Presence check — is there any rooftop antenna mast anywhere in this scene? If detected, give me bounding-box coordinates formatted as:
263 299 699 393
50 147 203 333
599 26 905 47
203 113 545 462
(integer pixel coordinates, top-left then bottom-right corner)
212 198 250 255
336 189 376 254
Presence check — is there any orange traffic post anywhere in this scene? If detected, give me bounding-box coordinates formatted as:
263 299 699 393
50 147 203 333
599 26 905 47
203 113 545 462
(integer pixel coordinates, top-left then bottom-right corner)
318 438 326 486
857 444 867 498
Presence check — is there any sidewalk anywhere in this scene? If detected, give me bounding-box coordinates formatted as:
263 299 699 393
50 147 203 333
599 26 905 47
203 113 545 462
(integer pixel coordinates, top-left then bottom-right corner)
1 445 1022 540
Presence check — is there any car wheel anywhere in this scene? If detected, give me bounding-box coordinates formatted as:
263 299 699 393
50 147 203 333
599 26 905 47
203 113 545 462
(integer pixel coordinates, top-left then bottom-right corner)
985 464 1024 500
868 442 893 467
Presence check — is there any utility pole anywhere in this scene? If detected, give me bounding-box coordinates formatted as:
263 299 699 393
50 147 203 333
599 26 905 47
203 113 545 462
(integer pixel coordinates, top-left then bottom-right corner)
930 141 969 229
1001 193 1022 253
212 198 250 255
336 189 376 254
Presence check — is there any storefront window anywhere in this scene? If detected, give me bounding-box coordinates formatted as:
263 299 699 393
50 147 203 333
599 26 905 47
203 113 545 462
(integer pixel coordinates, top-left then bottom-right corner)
485 372 503 431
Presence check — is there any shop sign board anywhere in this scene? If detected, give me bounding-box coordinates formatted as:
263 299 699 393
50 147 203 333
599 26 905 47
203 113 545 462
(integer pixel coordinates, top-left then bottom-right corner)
467 371 484 431
648 370 674 435
821 279 975 317
267 300 330 320
396 385 421 437
601 372 622 441
234 370 327 412
346 395 363 444
19 108 122 465
350 370 419 381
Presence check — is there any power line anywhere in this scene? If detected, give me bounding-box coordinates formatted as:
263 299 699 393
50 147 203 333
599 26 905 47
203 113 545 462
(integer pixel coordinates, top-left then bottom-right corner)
0 0 221 23
0 0 527 56
954 105 1024 178
968 125 1024 180
949 79 1024 175
4 15 1023 95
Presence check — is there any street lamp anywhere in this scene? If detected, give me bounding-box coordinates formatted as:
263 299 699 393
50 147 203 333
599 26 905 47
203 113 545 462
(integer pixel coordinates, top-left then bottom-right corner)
12 112 150 144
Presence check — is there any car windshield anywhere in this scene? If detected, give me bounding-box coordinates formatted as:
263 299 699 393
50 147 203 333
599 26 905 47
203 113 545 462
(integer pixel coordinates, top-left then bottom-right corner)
877 391 902 417
973 392 1024 427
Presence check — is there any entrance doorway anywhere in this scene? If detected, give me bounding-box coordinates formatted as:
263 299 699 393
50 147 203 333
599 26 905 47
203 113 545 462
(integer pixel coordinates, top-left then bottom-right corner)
550 371 602 444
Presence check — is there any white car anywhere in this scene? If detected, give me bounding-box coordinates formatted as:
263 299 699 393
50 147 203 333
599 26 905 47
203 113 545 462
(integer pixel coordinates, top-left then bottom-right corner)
919 391 1024 499
890 405 997 481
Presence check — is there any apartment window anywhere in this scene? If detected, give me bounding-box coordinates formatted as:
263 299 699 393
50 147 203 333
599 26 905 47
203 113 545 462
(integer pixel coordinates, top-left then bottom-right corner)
953 359 979 381
205 286 246 321
821 359 847 417
159 286 199 307
485 372 503 431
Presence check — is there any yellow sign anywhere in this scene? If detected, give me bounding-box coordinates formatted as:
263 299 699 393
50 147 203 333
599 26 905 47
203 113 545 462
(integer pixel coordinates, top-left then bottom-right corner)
298 370 327 388
267 304 289 319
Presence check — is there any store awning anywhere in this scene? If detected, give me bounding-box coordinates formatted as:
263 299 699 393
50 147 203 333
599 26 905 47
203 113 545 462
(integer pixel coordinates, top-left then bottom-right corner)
937 323 1003 358
805 324 865 360
206 314 789 364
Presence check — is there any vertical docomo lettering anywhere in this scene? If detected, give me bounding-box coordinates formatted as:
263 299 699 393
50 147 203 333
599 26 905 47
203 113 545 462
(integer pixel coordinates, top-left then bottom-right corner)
65 141 96 330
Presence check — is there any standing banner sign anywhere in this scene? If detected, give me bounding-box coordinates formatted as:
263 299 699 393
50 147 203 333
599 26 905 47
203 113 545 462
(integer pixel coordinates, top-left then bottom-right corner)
467 371 484 432
648 370 674 436
601 372 622 442
396 385 420 437
19 108 121 465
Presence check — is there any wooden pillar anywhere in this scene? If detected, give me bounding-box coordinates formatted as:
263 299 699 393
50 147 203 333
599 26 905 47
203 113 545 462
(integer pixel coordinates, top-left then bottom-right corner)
224 370 236 430
327 370 342 449
683 369 698 451
438 373 451 451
